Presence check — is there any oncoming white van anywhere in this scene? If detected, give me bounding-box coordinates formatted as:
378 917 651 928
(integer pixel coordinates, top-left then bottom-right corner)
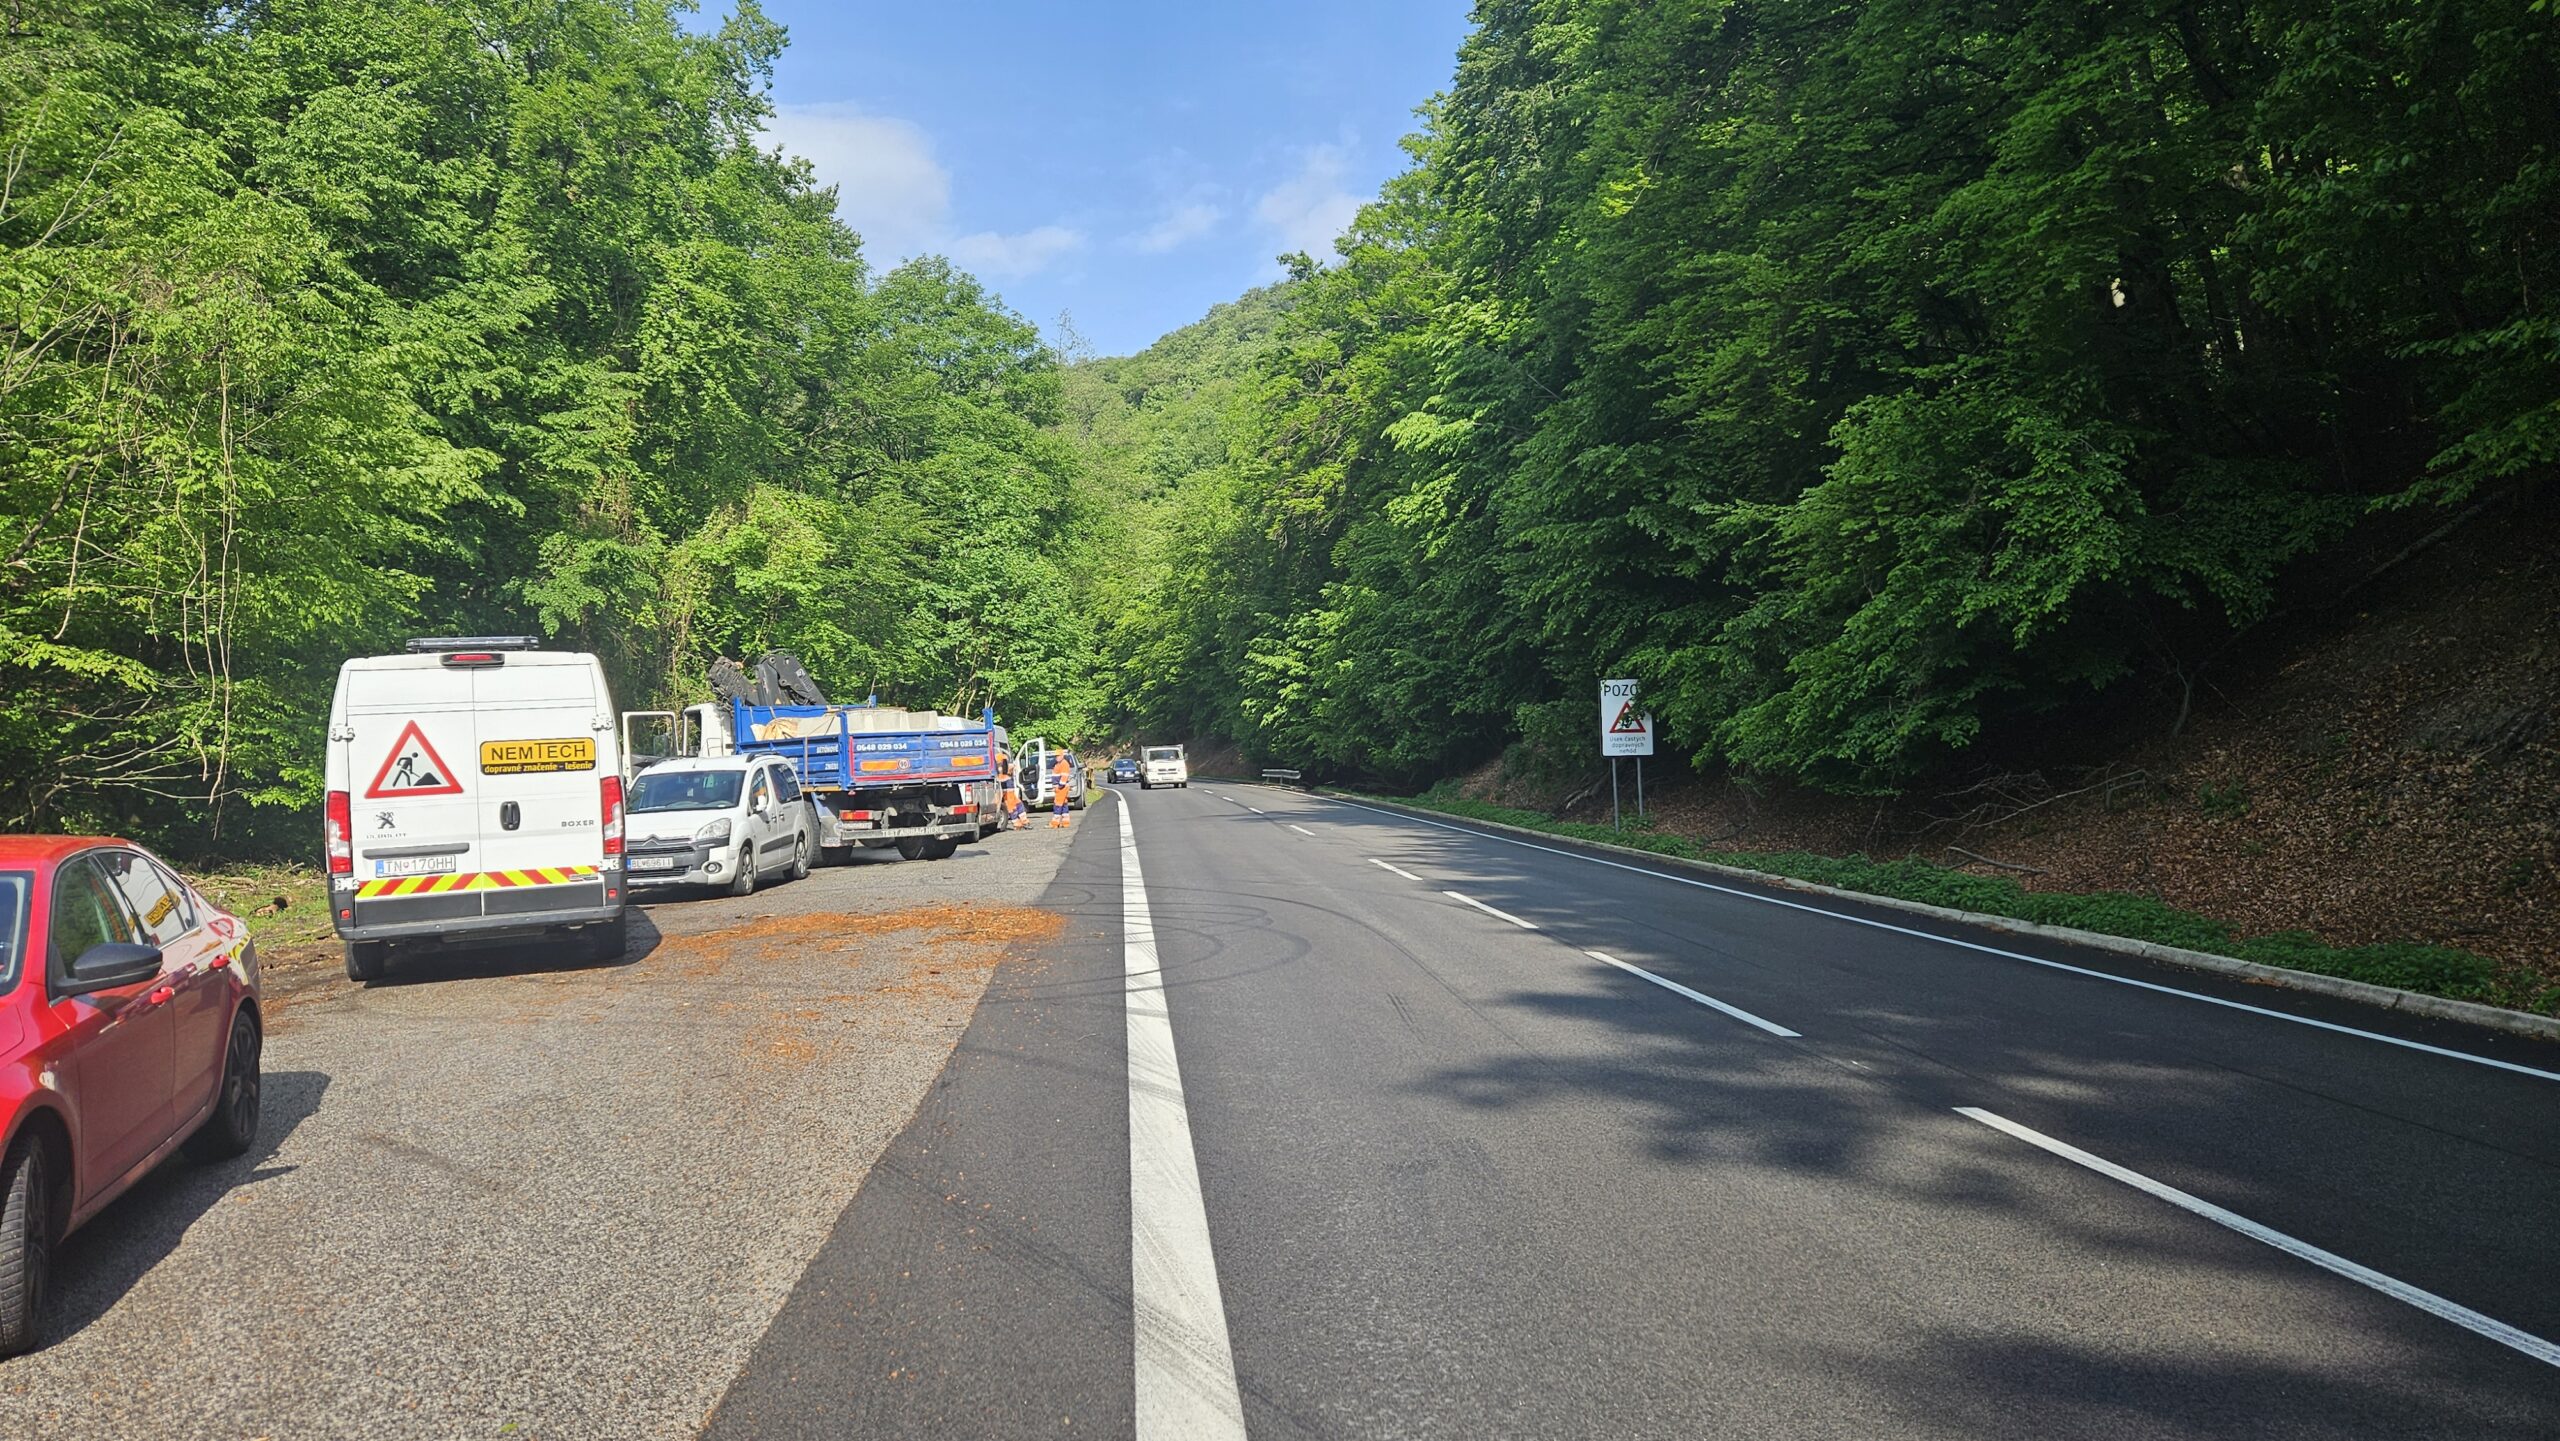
1140 744 1188 789
325 637 627 981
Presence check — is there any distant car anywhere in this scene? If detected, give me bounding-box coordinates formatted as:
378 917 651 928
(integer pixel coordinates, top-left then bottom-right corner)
0 836 264 1355
621 755 818 895
1109 758 1140 784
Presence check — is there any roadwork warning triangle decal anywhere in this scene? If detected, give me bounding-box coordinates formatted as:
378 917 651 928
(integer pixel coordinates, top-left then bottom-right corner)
1609 700 1648 735
365 720 464 798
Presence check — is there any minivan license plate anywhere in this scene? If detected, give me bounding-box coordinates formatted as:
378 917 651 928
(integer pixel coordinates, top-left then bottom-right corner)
629 856 678 871
374 855 458 878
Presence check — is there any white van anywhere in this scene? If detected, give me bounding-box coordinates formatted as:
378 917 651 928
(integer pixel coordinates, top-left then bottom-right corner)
621 754 817 894
1140 744 1189 789
325 637 627 981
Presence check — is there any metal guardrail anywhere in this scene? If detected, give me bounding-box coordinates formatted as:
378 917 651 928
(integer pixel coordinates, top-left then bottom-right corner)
1261 768 1303 787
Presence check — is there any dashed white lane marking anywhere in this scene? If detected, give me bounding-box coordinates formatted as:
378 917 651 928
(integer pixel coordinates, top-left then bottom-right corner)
1317 796 2560 1085
1585 950 1801 1037
1368 858 1422 882
1287 823 1313 836
1248 807 1265 814
1956 1107 2560 1370
1444 891 1538 930
1118 799 1249 1439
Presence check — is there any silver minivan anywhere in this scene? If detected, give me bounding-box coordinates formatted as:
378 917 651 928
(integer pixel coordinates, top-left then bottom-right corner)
620 755 818 895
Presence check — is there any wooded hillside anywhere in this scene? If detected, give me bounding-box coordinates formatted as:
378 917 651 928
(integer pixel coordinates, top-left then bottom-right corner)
2 0 1102 849
1070 0 2558 800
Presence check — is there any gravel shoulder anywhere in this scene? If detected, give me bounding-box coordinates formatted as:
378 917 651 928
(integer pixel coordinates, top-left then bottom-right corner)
0 826 1085 1440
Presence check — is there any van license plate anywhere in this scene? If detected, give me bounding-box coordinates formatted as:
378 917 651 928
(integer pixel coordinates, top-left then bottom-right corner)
629 856 678 872
374 855 458 878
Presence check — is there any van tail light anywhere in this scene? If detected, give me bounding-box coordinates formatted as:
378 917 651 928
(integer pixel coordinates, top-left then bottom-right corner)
325 790 354 874
601 774 625 856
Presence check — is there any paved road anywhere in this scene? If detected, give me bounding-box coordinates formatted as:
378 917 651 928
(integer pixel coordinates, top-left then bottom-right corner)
713 782 2560 1439
0 829 1084 1440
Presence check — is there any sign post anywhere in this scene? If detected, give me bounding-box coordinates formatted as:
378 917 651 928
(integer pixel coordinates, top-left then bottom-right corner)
1600 679 1654 830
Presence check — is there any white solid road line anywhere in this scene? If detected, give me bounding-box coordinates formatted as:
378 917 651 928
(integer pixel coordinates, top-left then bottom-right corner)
1118 799 1249 1440
1957 1107 2560 1371
1445 890 1539 930
1368 858 1422 882
1586 950 1801 1038
1287 823 1313 836
1316 795 2560 1085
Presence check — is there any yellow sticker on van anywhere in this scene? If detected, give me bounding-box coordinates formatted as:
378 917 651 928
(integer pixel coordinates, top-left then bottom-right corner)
479 737 596 774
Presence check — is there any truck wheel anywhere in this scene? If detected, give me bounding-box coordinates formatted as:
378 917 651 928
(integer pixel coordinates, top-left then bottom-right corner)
728 845 759 896
344 940 388 984
923 837 960 861
789 831 812 881
582 913 629 963
894 837 928 861
184 1010 262 1163
0 1136 52 1357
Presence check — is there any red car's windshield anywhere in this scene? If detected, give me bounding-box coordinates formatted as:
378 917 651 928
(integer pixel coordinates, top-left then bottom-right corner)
0 870 27 990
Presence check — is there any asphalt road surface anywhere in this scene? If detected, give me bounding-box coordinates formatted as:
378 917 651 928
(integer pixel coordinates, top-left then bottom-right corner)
713 782 2559 1440
8 784 2557 1438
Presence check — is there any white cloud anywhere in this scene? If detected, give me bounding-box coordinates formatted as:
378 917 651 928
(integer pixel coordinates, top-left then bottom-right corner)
763 102 1082 283
763 102 950 262
1255 144 1364 260
1129 201 1223 254
947 224 1087 280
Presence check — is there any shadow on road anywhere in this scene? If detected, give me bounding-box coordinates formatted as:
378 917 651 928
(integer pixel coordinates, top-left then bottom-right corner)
364 907 664 988
40 1069 331 1349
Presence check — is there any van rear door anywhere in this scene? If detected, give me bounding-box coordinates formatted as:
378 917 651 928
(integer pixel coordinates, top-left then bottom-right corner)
344 664 483 922
473 656 609 915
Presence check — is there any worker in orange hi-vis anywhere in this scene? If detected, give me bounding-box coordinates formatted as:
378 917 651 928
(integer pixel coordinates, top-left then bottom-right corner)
998 750 1025 831
1047 751 1074 828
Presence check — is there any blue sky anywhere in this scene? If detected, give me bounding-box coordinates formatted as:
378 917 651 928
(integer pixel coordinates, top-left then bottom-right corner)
725 1 1475 357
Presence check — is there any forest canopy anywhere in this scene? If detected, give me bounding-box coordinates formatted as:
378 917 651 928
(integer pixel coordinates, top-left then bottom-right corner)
6 0 2556 851
2 0 1101 846
1065 0 2559 792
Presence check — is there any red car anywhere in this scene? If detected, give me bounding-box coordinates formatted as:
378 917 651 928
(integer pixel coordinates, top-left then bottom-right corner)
0 837 263 1354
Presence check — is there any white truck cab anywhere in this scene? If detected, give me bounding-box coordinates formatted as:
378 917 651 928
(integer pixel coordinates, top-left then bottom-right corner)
620 755 816 894
325 637 626 981
1140 744 1189 789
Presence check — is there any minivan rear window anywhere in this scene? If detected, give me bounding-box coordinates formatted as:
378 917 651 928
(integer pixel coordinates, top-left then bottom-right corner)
628 769 744 813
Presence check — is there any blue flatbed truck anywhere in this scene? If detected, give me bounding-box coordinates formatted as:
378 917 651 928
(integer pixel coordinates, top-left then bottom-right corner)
625 699 1009 862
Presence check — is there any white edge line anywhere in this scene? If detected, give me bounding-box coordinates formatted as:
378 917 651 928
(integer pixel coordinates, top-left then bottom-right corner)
1315 796 2560 1085
1956 1107 2560 1370
1586 950 1801 1038
1119 801 1250 1438
1287 823 1313 836
1443 890 1538 930
1368 858 1422 881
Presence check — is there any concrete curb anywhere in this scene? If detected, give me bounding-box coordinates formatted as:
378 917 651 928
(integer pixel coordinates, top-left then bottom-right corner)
1306 788 2560 1047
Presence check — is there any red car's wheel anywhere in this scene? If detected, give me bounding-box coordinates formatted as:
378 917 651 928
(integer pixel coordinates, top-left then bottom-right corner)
185 1010 262 1163
0 1136 51 1356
